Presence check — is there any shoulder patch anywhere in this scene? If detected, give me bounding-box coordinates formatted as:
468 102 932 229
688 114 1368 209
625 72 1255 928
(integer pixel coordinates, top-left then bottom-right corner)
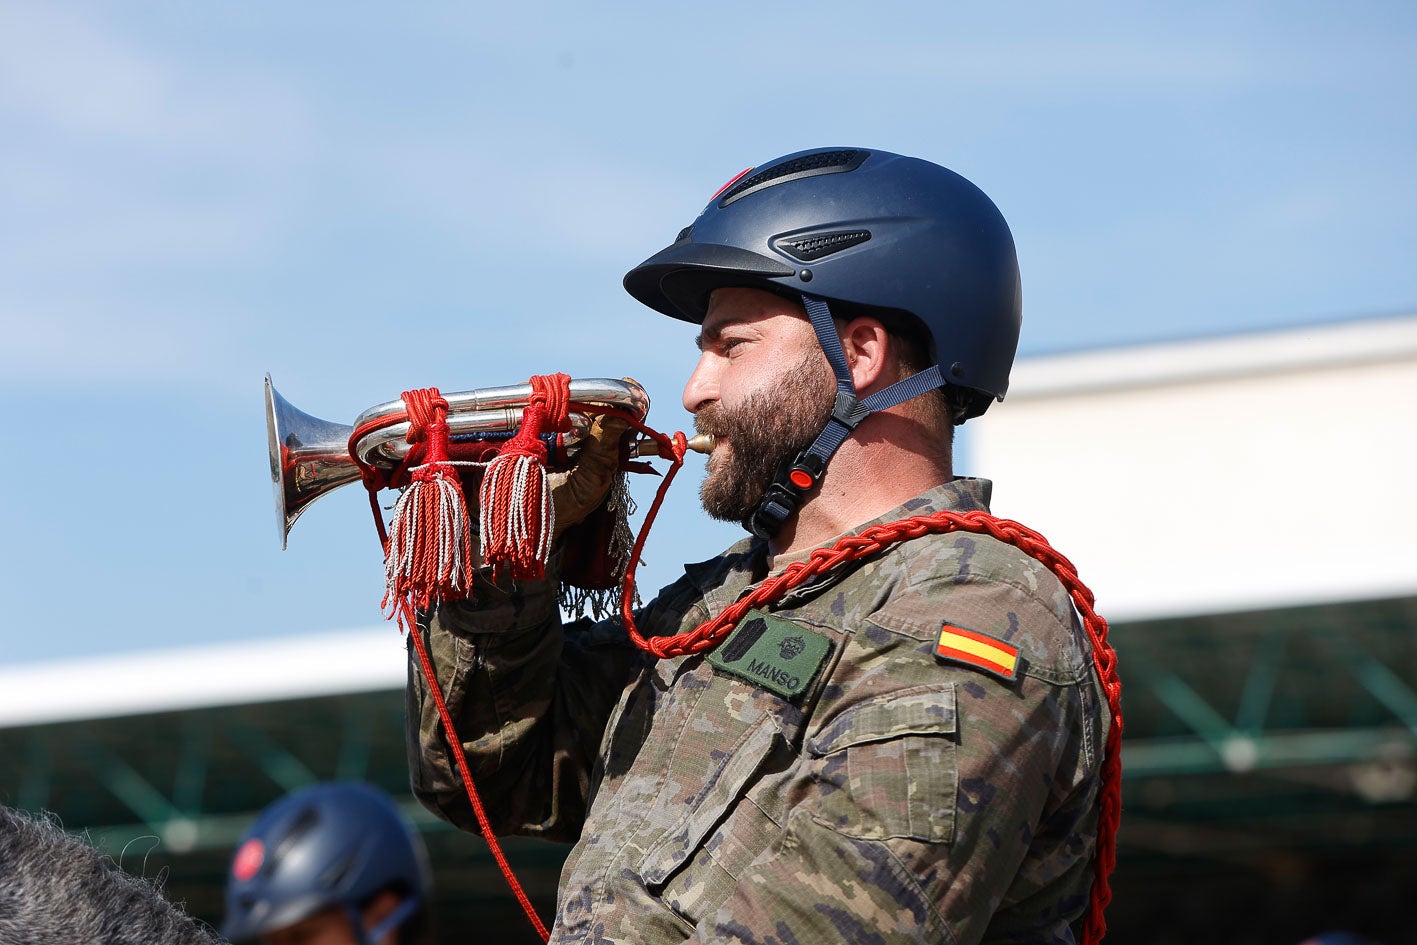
708 610 832 700
935 623 1020 682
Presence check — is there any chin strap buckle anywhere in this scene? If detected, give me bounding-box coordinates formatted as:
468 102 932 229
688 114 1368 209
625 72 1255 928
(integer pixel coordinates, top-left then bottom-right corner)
746 452 826 539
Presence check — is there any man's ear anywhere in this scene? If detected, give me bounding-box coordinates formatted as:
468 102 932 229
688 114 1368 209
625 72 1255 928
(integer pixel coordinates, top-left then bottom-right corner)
840 316 893 394
361 890 405 944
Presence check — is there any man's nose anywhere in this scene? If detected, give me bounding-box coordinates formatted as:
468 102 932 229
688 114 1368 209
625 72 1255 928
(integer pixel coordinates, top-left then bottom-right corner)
682 353 718 413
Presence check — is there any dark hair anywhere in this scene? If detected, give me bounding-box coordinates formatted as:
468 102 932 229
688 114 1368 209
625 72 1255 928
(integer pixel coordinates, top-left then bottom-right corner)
828 298 964 429
0 805 221 945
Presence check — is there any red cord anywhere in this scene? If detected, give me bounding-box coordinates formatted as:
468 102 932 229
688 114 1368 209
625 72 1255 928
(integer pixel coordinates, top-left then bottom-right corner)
616 502 1122 944
352 397 551 937
401 600 551 942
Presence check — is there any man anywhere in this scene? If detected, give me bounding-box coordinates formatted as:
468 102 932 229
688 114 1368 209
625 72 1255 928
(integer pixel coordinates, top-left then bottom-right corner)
407 147 1109 943
0 803 221 944
222 782 433 945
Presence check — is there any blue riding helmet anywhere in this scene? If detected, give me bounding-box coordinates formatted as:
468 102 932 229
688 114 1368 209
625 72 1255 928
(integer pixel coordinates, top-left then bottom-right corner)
624 147 1022 537
222 782 431 945
623 146 1021 422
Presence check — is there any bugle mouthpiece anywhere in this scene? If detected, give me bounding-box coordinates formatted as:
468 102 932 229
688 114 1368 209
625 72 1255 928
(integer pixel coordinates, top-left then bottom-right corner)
632 433 716 458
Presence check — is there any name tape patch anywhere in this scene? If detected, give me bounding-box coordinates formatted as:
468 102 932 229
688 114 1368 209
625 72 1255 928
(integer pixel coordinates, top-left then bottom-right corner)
707 610 832 700
935 623 1020 682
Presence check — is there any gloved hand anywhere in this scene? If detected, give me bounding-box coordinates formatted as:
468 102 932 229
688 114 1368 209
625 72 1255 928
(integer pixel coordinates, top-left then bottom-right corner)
549 412 632 541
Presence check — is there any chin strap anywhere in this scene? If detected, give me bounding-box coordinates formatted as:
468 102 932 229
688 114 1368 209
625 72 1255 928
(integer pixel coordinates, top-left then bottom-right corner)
747 294 947 539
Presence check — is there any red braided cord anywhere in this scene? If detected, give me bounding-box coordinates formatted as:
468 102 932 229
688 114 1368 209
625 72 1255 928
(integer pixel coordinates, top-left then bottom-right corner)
616 431 688 649
533 372 574 434
498 378 550 459
350 418 395 546
616 505 1122 943
400 599 551 942
400 388 448 446
552 411 1122 937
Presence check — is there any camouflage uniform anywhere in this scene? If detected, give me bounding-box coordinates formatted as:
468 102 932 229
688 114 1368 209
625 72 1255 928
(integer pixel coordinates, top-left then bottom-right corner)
407 478 1107 944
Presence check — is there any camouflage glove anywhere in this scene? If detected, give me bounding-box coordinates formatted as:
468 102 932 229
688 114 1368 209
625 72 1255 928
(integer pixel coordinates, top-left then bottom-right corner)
549 413 632 541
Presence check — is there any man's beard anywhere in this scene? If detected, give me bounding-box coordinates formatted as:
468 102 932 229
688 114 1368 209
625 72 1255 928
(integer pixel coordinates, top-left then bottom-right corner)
693 350 835 524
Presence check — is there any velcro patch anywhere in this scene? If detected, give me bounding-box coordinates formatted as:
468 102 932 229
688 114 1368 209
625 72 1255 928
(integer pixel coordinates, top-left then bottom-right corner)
935 623 1020 682
707 610 832 700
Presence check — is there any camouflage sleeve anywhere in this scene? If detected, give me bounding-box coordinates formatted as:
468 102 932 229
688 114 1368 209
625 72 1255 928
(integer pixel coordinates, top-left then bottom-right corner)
404 567 644 843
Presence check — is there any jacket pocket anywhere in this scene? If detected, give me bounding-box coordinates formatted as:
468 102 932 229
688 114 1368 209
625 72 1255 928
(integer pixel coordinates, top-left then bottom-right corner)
639 712 783 887
805 684 958 843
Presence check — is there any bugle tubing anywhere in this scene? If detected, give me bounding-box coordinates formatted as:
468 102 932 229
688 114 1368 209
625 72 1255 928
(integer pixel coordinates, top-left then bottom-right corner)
266 375 711 549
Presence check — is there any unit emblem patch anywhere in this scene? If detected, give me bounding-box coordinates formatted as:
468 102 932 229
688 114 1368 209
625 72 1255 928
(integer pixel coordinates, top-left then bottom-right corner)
708 610 832 700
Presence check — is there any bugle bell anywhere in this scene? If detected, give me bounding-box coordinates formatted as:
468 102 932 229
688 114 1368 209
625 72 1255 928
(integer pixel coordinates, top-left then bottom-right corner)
266 375 711 548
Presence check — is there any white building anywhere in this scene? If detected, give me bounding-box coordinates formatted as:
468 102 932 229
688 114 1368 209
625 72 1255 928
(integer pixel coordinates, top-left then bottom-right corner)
970 313 1417 621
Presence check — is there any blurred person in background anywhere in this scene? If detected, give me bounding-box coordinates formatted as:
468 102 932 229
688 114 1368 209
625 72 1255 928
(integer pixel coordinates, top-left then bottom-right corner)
222 782 433 945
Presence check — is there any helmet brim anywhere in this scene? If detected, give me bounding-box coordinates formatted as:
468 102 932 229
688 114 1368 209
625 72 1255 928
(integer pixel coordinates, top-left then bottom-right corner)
623 240 795 324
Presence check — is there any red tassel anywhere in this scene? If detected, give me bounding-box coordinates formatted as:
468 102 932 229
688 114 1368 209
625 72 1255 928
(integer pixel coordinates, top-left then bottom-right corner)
383 391 476 613
480 374 571 581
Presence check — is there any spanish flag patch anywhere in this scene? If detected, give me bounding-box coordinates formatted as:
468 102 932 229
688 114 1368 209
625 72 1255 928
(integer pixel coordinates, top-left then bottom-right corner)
934 623 1021 682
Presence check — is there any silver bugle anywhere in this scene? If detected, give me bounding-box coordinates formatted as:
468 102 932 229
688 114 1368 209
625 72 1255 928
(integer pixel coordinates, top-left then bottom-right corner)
266 374 650 549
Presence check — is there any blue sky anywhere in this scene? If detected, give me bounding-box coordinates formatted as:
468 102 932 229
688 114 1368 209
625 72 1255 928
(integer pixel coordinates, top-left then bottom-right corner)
2 1 1414 664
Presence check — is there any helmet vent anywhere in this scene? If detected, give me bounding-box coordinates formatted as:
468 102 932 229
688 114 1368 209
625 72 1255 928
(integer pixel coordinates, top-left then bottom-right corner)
268 806 321 873
718 149 869 207
320 850 359 892
776 229 872 262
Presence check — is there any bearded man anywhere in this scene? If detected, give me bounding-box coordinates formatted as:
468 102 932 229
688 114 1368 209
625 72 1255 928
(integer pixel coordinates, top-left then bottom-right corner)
406 147 1110 944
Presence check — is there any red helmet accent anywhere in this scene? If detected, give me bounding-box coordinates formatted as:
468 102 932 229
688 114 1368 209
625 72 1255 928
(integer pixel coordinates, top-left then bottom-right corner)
232 838 265 882
710 167 754 201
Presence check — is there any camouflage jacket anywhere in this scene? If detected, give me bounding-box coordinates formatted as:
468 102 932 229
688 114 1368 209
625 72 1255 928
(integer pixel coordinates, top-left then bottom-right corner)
407 478 1108 944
